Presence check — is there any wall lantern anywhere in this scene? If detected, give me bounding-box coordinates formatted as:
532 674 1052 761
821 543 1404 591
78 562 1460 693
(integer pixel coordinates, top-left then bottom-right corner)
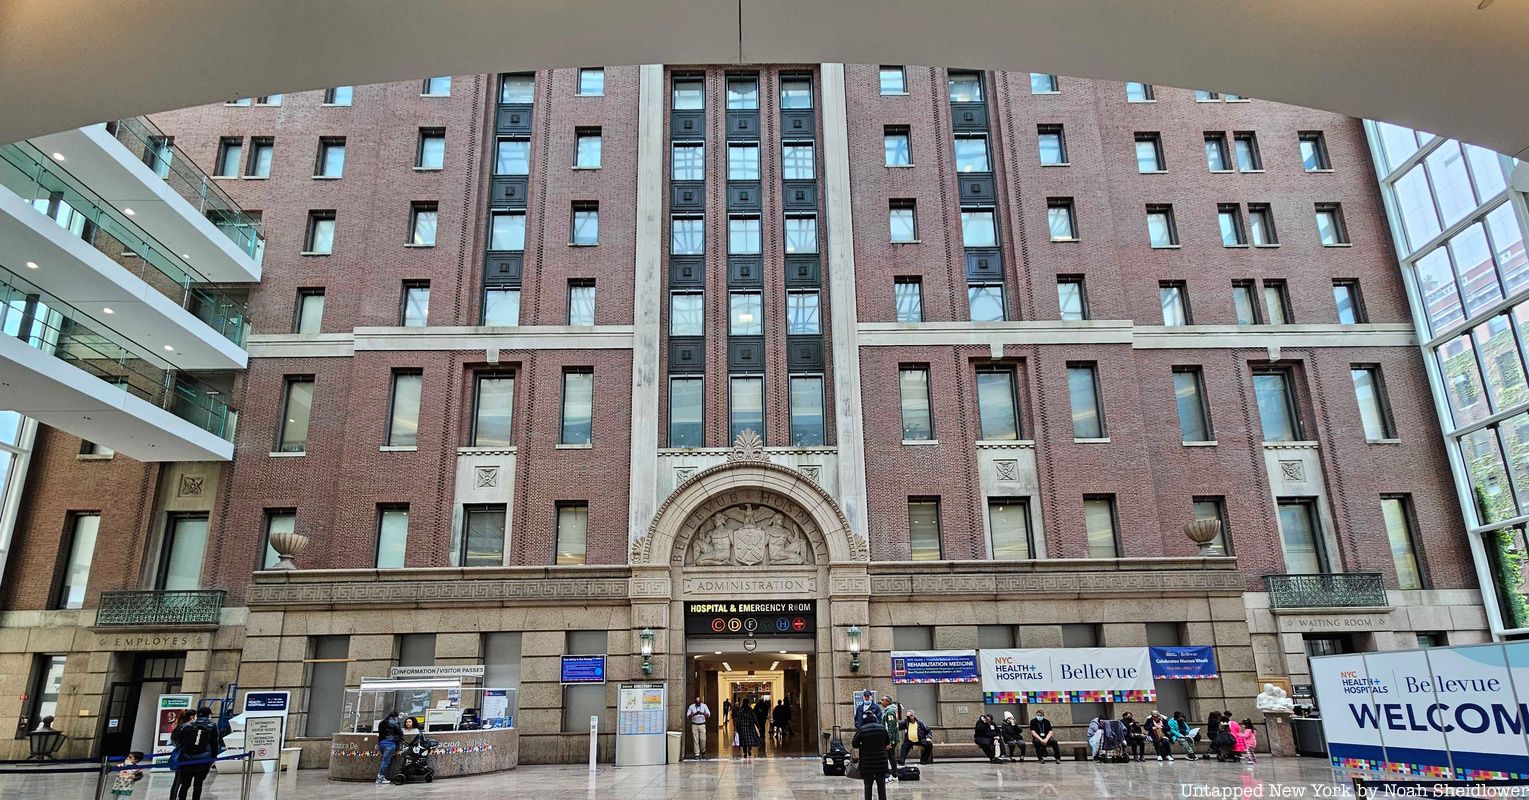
846 625 862 673
640 627 655 675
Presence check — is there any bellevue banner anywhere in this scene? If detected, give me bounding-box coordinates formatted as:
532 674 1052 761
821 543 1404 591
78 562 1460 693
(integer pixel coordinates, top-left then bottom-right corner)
891 650 979 684
980 648 1155 703
1149 646 1219 680
1311 643 1529 780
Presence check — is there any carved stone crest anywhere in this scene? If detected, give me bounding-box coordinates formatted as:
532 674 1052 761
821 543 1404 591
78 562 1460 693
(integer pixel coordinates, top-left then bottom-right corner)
800 464 821 483
688 503 812 566
475 466 500 488
727 430 767 462
177 475 204 498
675 466 697 483
1279 460 1305 482
995 460 1019 481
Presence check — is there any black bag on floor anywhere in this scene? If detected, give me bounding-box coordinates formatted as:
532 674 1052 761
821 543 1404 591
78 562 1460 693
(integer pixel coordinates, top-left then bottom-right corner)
897 765 921 780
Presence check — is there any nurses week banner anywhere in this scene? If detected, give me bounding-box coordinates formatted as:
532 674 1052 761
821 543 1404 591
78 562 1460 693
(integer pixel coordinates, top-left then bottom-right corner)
891 650 980 684
980 647 1156 703
1150 646 1219 680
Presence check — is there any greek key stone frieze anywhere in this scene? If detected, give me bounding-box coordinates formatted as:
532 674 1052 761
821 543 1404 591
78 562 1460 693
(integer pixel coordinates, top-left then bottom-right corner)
248 577 629 607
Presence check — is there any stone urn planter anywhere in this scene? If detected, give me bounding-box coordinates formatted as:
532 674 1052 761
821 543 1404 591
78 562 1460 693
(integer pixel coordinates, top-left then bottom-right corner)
1183 518 1223 556
268 528 310 570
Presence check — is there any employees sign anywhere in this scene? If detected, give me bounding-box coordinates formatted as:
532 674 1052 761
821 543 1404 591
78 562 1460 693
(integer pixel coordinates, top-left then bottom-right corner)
980 648 1156 703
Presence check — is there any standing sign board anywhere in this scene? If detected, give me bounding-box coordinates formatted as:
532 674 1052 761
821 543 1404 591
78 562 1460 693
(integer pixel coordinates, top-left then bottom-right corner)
615 682 667 766
245 716 284 762
979 648 1156 703
891 651 980 683
154 694 194 754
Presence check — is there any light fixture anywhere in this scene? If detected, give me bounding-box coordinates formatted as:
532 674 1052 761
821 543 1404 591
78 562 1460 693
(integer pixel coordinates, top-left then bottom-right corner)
769 661 779 671
163 345 174 351
181 254 191 259
778 650 787 655
846 625 862 673
639 627 654 675
714 651 722 655
50 152 64 161
102 307 114 315
722 662 732 672
122 208 135 216
25 261 38 270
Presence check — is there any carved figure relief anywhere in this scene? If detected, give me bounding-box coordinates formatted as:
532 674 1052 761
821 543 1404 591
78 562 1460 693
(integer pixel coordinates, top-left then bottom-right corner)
177 475 204 498
686 503 814 566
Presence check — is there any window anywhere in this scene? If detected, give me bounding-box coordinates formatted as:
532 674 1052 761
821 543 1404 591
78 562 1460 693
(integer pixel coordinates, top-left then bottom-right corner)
483 288 521 325
1232 281 1260 325
1351 366 1396 441
401 281 429 327
879 66 907 95
780 78 813 109
727 142 760 180
80 441 113 457
560 370 594 445
1233 132 1262 171
785 214 818 253
316 137 345 177
1218 204 1247 246
726 76 758 109
976 367 1020 440
1248 204 1277 246
968 284 1006 322
55 513 98 609
324 86 353 106
565 280 596 326
490 211 526 250
1135 132 1164 172
1333 280 1365 324
671 215 704 255
387 371 423 447
1083 496 1119 558
23 655 67 733
961 208 997 248
669 292 703 336
1277 499 1327 574
158 514 208 590
672 77 704 109
1194 90 1220 102
461 505 506 566
1253 370 1300 442
216 137 242 177
409 202 438 246
1146 204 1177 247
1125 82 1155 102
894 277 923 322
571 202 599 245
471 374 515 448
1173 367 1213 442
1299 132 1331 171
671 142 704 180
1067 363 1104 439
1193 497 1231 554
786 290 820 334
247 137 273 177
500 73 534 104
1030 73 1059 94
669 377 703 447
1160 281 1190 326
574 128 602 168
556 503 589 564
495 138 530 175
1058 277 1088 321
782 141 815 180
577 68 604 96
278 378 315 452
884 126 911 166
263 511 293 569
1264 280 1291 324
146 135 174 177
1315 203 1348 245
294 289 325 334
1037 125 1067 165
422 76 452 96
789 376 825 446
889 200 918 242
729 376 764 442
1380 496 1424 590
1047 198 1077 241
304 211 335 254
227 98 252 106
376 507 408 569
417 129 445 169
988 499 1034 560
899 367 933 440
948 72 983 103
955 134 990 173
1204 133 1230 172
908 499 942 560
730 292 763 335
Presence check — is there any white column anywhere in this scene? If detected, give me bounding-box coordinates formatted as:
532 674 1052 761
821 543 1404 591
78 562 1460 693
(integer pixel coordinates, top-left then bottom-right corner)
819 63 870 541
627 64 665 548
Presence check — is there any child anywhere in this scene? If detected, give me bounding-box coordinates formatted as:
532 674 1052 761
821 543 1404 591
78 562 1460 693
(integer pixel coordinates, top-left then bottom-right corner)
1237 720 1258 764
110 751 145 797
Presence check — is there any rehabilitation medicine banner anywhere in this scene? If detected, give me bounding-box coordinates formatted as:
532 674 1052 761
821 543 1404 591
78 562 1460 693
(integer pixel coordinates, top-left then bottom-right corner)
891 650 980 684
980 647 1155 703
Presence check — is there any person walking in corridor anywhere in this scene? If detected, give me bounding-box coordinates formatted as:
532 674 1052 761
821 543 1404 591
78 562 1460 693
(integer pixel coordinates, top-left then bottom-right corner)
686 696 711 759
733 698 761 757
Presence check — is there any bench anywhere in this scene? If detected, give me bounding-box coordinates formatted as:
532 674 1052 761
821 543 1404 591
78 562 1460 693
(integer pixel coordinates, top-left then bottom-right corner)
927 739 1086 762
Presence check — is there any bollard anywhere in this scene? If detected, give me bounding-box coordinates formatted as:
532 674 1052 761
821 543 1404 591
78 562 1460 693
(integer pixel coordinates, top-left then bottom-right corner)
589 715 598 772
241 751 254 800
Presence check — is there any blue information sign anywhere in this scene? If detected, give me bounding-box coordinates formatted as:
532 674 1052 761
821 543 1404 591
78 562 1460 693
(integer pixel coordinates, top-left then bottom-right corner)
244 691 289 713
561 655 607 685
1149 646 1219 680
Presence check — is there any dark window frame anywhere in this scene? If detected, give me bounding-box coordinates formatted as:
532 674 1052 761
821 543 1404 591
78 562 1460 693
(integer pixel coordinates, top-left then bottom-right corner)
1172 366 1215 442
385 369 423 447
469 371 516 448
277 376 316 452
156 512 210 590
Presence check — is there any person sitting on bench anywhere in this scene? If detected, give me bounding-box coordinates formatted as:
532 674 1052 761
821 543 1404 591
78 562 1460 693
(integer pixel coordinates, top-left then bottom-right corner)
999 711 1027 761
1028 710 1062 763
974 713 1000 763
897 710 933 765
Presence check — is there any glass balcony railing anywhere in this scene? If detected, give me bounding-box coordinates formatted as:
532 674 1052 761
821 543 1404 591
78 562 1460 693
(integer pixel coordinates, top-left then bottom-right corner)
104 116 265 263
0 143 250 347
0 266 236 442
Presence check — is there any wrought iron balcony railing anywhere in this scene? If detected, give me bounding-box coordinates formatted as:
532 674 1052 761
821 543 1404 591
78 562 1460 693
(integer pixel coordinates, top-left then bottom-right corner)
1264 572 1388 609
95 590 226 627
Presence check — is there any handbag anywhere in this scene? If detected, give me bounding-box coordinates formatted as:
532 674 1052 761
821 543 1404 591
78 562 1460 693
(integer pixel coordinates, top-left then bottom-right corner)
166 748 181 771
845 757 861 780
733 732 739 747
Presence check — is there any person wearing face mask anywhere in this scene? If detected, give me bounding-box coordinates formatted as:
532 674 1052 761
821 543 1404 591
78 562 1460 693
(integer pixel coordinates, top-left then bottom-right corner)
1028 709 1062 762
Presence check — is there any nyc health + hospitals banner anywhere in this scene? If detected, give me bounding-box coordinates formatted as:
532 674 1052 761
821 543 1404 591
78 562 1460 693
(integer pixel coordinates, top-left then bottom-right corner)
980 647 1155 703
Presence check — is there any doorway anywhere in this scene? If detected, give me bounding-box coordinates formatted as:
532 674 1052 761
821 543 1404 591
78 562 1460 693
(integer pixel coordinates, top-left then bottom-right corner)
99 652 185 757
687 650 816 758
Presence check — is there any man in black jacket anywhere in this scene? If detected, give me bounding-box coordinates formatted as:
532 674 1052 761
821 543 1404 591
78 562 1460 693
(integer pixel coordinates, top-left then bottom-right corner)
1028 710 1062 763
375 711 404 784
896 710 933 765
172 707 222 800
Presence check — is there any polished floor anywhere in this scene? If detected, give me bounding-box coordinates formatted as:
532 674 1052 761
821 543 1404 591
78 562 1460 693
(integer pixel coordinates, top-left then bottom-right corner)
0 756 1369 800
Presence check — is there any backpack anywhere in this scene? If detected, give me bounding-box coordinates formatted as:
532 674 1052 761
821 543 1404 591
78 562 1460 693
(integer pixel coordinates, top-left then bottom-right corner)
179 720 216 758
896 765 921 780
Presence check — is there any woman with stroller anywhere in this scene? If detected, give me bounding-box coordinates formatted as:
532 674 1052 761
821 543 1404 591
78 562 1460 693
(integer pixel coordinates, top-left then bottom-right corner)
1216 712 1242 762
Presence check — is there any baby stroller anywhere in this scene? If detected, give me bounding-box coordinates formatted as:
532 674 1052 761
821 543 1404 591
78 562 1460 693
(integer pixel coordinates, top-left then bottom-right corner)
392 733 439 784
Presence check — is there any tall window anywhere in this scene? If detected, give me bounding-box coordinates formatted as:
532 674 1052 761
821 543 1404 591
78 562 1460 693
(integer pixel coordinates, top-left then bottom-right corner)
884 126 911 166
786 290 821 335
499 73 534 104
1030 73 1059 94
948 73 983 103
1299 132 1331 171
1173 367 1213 442
387 371 423 447
1249 204 1277 246
1204 133 1230 172
1333 280 1365 324
376 506 408 569
976 367 1020 440
1146 205 1177 247
1351 366 1396 441
158 514 208 590
1232 281 1260 325
1135 133 1164 172
560 370 594 445
294 289 325 334
1277 500 1327 574
1219 204 1247 247
726 77 758 109
575 128 602 168
780 78 813 109
785 214 818 254
670 292 703 336
889 200 918 242
495 138 530 175
471 374 514 448
1253 370 1300 442
490 211 526 251
672 142 704 180
782 142 815 180
263 511 294 569
571 202 599 245
556 503 589 564
324 86 353 105
1067 363 1104 439
1233 132 1262 171
247 137 273 178
1083 496 1119 558
988 499 1034 559
55 513 98 609
1160 282 1190 326
955 134 990 173
728 142 760 180
789 376 825 446
669 377 703 447
24 656 66 733
728 215 761 255
409 203 438 246
314 137 345 178
894 278 923 322
305 211 336 254
1315 203 1349 245
1058 277 1088 321
461 505 506 566
483 288 520 326
1125 82 1154 102
1264 280 1291 324
729 376 764 442
216 137 242 177
899 367 933 440
568 280 596 326
961 208 997 248
879 66 907 94
278 378 315 452
577 68 604 96
1048 198 1077 241
1037 125 1067 165
968 281 1005 320
401 281 429 327
908 498 942 560
1381 496 1424 590
1193 497 1231 554
671 215 704 255
729 292 763 335
417 129 445 169
422 76 452 96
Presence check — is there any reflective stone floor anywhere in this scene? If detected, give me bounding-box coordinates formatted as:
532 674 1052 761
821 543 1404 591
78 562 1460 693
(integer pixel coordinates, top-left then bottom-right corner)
2 756 1366 799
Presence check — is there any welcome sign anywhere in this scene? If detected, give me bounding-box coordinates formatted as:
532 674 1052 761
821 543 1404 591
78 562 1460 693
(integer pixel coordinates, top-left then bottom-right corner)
980 648 1155 703
1311 643 1529 780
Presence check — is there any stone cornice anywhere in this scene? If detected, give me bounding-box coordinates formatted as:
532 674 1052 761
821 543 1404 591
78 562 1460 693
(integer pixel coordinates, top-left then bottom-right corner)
247 326 635 359
855 321 1415 351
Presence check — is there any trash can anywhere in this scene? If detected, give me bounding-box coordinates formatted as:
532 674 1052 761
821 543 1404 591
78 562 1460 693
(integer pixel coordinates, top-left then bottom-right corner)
667 731 682 763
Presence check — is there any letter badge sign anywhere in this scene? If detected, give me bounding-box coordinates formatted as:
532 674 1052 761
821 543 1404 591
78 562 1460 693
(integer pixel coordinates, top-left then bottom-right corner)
979 648 1155 703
